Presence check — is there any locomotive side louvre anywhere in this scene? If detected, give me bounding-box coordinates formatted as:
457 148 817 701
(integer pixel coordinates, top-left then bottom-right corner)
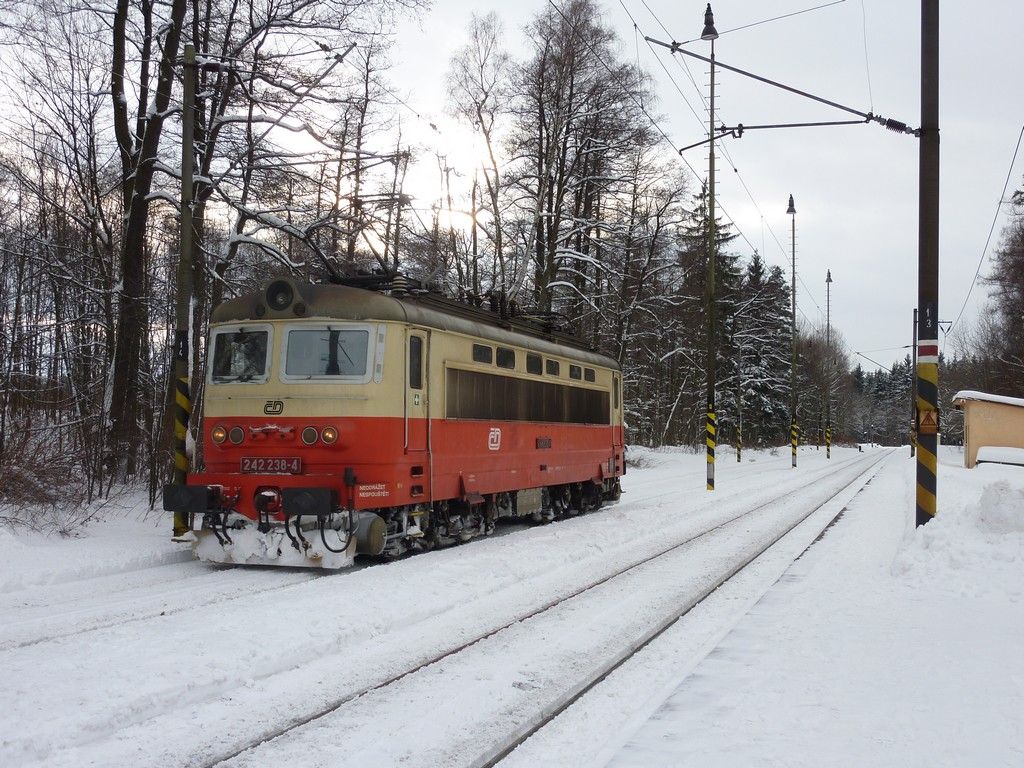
166 279 625 568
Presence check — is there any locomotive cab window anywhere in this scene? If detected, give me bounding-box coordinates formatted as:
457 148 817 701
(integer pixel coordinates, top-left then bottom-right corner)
472 344 493 364
526 353 542 375
496 347 516 369
409 336 423 390
546 359 560 376
569 364 582 380
283 326 370 380
210 326 270 383
584 367 596 382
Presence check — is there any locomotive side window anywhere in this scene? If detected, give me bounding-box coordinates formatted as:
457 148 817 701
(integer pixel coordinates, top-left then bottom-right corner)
526 353 542 375
285 328 368 377
545 359 560 376
496 347 516 369
446 369 610 425
569 364 582 380
614 374 620 408
211 328 269 383
584 367 596 382
409 336 423 390
472 344 493 364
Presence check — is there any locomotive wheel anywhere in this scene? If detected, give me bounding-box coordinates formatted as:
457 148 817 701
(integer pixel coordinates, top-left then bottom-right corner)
583 481 603 512
550 485 572 518
568 483 584 516
604 478 622 502
484 498 497 535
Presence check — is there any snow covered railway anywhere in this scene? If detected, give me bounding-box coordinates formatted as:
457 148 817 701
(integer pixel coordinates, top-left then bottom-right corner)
163 275 624 568
196 451 888 768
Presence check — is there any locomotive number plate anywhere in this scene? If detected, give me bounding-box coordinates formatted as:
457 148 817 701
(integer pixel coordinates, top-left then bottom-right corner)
240 457 302 474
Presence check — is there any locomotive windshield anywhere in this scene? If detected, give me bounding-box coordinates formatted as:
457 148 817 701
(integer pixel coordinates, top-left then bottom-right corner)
285 328 369 377
210 328 269 383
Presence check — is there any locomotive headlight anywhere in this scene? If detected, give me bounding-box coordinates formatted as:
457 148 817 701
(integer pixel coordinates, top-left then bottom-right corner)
228 426 245 445
301 426 318 445
211 425 228 444
321 426 338 445
266 280 294 311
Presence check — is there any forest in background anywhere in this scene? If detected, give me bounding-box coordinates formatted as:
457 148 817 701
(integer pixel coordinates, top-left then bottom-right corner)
0 0 1020 528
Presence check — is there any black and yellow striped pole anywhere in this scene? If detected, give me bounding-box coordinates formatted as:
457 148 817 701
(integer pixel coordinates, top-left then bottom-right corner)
702 6 719 492
916 340 939 524
790 419 799 467
172 349 191 499
706 409 716 490
787 194 798 469
170 44 197 538
916 0 939 526
736 423 742 463
825 269 833 460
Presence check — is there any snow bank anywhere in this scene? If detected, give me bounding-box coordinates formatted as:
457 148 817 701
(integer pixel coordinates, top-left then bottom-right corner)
894 467 1024 601
0 491 188 592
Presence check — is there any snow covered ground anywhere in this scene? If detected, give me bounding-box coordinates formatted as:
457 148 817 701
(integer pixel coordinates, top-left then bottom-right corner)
591 446 1024 768
0 444 1020 767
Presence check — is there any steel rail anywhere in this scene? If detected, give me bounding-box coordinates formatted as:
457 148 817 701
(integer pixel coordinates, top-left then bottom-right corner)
203 451 881 767
473 450 891 767
3 570 331 652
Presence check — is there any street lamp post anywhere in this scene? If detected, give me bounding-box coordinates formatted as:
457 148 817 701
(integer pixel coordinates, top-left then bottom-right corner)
702 4 719 491
787 194 798 468
826 269 833 459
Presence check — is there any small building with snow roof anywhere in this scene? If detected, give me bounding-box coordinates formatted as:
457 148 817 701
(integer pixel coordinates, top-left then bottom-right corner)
952 390 1024 468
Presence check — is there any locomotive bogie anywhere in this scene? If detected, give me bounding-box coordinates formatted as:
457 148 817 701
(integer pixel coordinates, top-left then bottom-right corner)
165 279 625 568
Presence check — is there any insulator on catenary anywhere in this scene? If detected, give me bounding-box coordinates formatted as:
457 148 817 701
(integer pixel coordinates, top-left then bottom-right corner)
883 118 911 133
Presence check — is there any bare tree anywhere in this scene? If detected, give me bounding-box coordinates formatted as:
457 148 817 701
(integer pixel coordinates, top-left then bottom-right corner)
448 12 510 291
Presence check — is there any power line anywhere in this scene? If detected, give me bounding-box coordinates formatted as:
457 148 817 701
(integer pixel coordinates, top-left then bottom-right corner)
853 350 892 370
948 122 1024 334
624 0 828 315
711 1 847 40
859 0 874 111
859 344 912 354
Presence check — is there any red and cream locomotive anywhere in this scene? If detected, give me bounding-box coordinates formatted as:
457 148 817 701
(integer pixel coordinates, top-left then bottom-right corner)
163 276 625 568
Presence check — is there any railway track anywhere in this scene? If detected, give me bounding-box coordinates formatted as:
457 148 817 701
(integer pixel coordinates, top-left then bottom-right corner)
1 452 823 653
204 450 889 768
476 450 892 768
7 450 880 768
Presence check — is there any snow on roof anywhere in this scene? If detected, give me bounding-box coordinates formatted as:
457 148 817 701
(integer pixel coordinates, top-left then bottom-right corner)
952 390 1024 408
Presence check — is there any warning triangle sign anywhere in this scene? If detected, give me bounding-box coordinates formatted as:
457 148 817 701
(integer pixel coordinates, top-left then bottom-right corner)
920 410 938 434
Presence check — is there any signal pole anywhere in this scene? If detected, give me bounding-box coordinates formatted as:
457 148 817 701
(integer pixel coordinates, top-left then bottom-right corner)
170 43 196 539
916 0 939 526
702 4 719 491
787 194 798 468
826 269 833 459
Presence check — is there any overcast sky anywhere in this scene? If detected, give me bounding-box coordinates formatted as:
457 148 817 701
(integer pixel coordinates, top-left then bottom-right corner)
387 0 1024 372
